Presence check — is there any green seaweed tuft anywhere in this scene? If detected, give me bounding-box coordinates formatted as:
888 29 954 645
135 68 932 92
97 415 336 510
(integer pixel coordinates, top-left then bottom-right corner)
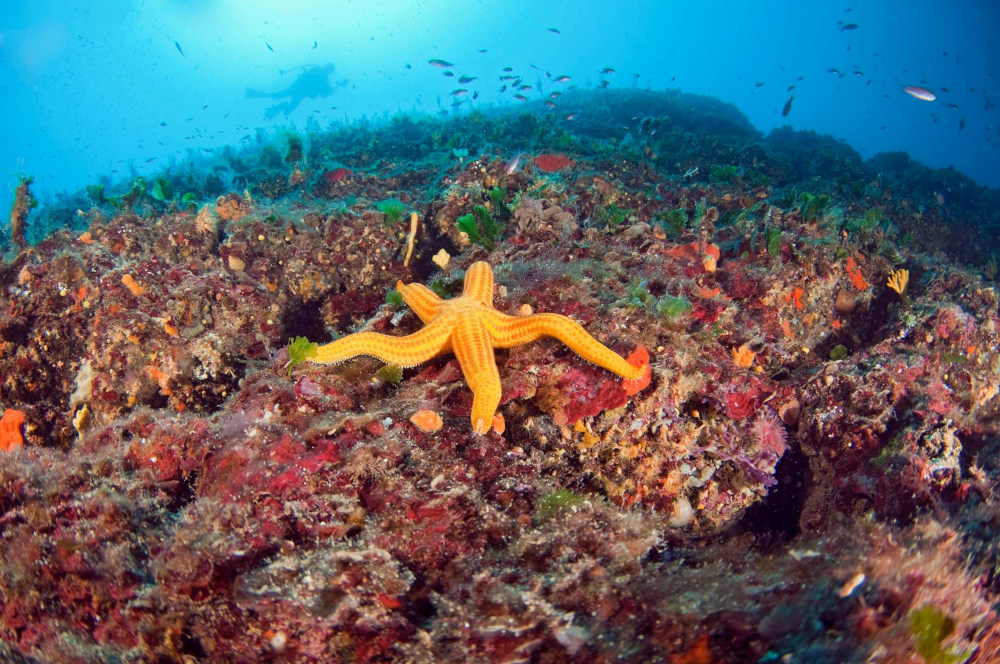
534 489 585 522
457 205 504 250
376 198 407 225
656 295 693 322
909 604 970 664
374 363 404 385
385 289 404 306
285 336 318 373
829 344 848 361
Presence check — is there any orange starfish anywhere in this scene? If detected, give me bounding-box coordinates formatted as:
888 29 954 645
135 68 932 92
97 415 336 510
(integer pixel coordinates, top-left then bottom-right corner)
311 261 651 433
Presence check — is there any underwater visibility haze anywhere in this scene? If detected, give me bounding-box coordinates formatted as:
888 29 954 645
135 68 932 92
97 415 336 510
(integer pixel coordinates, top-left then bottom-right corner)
1 0 1000 662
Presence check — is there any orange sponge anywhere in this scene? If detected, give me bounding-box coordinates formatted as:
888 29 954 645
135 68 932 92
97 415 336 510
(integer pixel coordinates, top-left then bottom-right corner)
622 345 652 396
0 408 26 452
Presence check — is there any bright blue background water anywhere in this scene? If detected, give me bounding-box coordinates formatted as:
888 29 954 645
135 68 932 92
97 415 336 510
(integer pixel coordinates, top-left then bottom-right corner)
1 0 997 218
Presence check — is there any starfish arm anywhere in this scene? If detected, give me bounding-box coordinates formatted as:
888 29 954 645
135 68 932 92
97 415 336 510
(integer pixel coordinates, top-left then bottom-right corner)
452 317 502 434
488 312 646 380
396 281 443 323
462 261 495 307
311 317 453 368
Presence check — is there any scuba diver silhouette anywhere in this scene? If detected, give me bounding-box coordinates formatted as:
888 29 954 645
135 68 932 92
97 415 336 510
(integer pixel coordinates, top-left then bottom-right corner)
245 63 347 119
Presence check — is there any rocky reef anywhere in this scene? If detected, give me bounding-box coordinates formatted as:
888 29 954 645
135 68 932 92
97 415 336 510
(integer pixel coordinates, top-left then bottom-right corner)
1 89 998 662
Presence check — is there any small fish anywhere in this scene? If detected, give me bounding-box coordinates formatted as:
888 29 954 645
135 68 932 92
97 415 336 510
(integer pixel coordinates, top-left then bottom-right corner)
945 103 959 110
458 75 478 83
782 95 794 116
683 166 699 178
755 81 765 87
265 41 273 52
544 100 556 108
553 75 571 83
472 91 479 100
827 68 840 74
853 69 864 76
549 91 562 98
517 84 532 91
601 67 616 74
443 71 455 77
202 104 208 110
477 49 487 53
565 113 577 120
405 63 411 69
451 88 468 96
505 153 522 175
499 84 507 93
903 85 936 101
547 27 560 34
514 94 528 101
145 157 157 163
174 40 185 57
841 23 858 30
787 85 795 91
502 66 514 72
960 117 966 130
312 41 317 49
429 58 456 68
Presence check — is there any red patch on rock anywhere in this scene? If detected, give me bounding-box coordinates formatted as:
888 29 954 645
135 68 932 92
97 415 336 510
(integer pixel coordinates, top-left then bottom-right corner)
324 167 352 184
622 345 652 396
535 153 574 172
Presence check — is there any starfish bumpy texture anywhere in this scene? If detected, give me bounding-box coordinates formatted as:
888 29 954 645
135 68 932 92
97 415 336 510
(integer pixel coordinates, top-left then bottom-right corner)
311 261 651 433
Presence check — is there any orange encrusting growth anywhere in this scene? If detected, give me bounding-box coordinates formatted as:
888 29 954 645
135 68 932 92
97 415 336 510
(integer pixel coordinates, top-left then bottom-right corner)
0 408 26 452
310 261 651 433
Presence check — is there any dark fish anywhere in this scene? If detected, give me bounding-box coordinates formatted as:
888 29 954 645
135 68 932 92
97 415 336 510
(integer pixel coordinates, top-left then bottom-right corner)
601 67 615 74
945 103 959 110
841 23 858 30
451 88 468 96
960 118 966 130
265 41 273 52
458 75 478 83
429 59 456 68
443 71 455 77
472 91 479 99
755 81 765 87
782 96 793 116
477 49 487 53
547 27 560 34
312 41 317 49
787 85 795 91
514 94 528 101
405 63 411 69
174 40 185 57
145 157 156 163
202 104 208 110
517 84 532 90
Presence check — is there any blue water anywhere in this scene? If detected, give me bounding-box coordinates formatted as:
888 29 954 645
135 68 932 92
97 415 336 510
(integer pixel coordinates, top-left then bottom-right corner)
1 0 997 217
